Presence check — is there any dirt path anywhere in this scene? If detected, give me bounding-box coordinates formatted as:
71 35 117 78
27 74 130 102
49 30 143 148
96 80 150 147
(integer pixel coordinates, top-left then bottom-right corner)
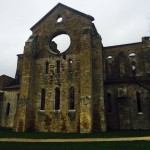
0 137 150 142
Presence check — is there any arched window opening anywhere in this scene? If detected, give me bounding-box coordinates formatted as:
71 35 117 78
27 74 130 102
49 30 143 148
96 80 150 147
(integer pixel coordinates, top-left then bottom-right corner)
6 102 10 116
17 93 20 103
136 91 142 112
106 62 113 79
119 59 125 76
41 89 46 110
55 87 60 110
107 93 112 112
68 59 73 72
107 55 113 59
131 61 136 77
118 51 125 76
129 52 136 57
69 87 75 110
45 61 49 74
0 92 3 101
56 60 60 74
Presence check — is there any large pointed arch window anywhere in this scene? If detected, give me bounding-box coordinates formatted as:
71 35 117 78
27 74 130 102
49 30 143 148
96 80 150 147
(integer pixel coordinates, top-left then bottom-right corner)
41 88 46 110
55 87 60 110
69 87 75 110
136 91 142 113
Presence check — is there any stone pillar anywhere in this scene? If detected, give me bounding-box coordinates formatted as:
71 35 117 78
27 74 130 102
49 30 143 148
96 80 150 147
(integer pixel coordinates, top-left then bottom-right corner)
14 41 34 132
92 35 106 132
80 27 93 133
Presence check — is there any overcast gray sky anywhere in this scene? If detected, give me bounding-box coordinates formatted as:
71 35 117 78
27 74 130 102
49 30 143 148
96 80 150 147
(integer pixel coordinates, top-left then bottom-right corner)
0 0 150 78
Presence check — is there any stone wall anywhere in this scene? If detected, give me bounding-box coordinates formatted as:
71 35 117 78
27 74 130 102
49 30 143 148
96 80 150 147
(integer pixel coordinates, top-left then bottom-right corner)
2 3 149 133
14 4 105 133
0 90 19 128
104 84 150 130
104 38 150 130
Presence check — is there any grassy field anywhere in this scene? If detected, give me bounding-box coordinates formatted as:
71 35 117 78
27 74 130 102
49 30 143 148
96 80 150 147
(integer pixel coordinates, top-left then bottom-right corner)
0 141 150 150
0 128 150 139
0 129 150 149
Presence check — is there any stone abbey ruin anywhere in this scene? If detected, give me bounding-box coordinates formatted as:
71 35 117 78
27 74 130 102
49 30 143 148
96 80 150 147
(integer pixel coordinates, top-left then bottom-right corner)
0 3 150 133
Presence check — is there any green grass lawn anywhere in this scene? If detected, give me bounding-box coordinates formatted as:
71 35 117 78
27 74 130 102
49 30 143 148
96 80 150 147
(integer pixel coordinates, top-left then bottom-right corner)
0 141 150 150
1 128 150 150
0 128 150 139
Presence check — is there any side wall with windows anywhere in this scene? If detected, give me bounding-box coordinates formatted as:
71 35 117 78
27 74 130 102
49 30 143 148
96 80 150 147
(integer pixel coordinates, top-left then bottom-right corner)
0 90 19 128
104 38 150 130
104 84 150 130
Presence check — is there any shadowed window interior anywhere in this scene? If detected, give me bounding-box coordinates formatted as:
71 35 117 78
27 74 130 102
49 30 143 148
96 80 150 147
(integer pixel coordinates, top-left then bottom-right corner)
0 92 3 101
6 102 10 116
45 61 49 74
17 93 19 103
136 91 142 113
107 93 112 112
55 87 60 110
56 60 60 74
69 87 75 110
68 59 73 72
41 89 46 110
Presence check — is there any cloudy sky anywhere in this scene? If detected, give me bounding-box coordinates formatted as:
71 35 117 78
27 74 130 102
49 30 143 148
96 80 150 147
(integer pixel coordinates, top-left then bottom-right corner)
0 0 150 78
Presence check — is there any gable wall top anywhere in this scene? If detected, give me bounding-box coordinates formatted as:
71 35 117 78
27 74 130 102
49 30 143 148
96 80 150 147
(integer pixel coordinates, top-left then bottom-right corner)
30 3 94 32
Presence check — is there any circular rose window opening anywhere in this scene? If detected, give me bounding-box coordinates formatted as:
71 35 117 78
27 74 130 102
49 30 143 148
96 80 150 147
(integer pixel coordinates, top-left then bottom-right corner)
49 34 71 54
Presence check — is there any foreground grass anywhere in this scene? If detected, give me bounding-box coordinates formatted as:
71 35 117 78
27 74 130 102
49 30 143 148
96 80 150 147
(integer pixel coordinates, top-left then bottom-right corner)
0 128 150 139
0 141 150 150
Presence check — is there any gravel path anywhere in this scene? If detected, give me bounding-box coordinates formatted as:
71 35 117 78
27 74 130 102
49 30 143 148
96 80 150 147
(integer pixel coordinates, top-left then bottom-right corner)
0 137 150 142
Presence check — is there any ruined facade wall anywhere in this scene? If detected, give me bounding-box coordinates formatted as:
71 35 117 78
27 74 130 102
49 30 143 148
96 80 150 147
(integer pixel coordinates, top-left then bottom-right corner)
3 4 150 133
14 5 105 133
31 8 92 133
